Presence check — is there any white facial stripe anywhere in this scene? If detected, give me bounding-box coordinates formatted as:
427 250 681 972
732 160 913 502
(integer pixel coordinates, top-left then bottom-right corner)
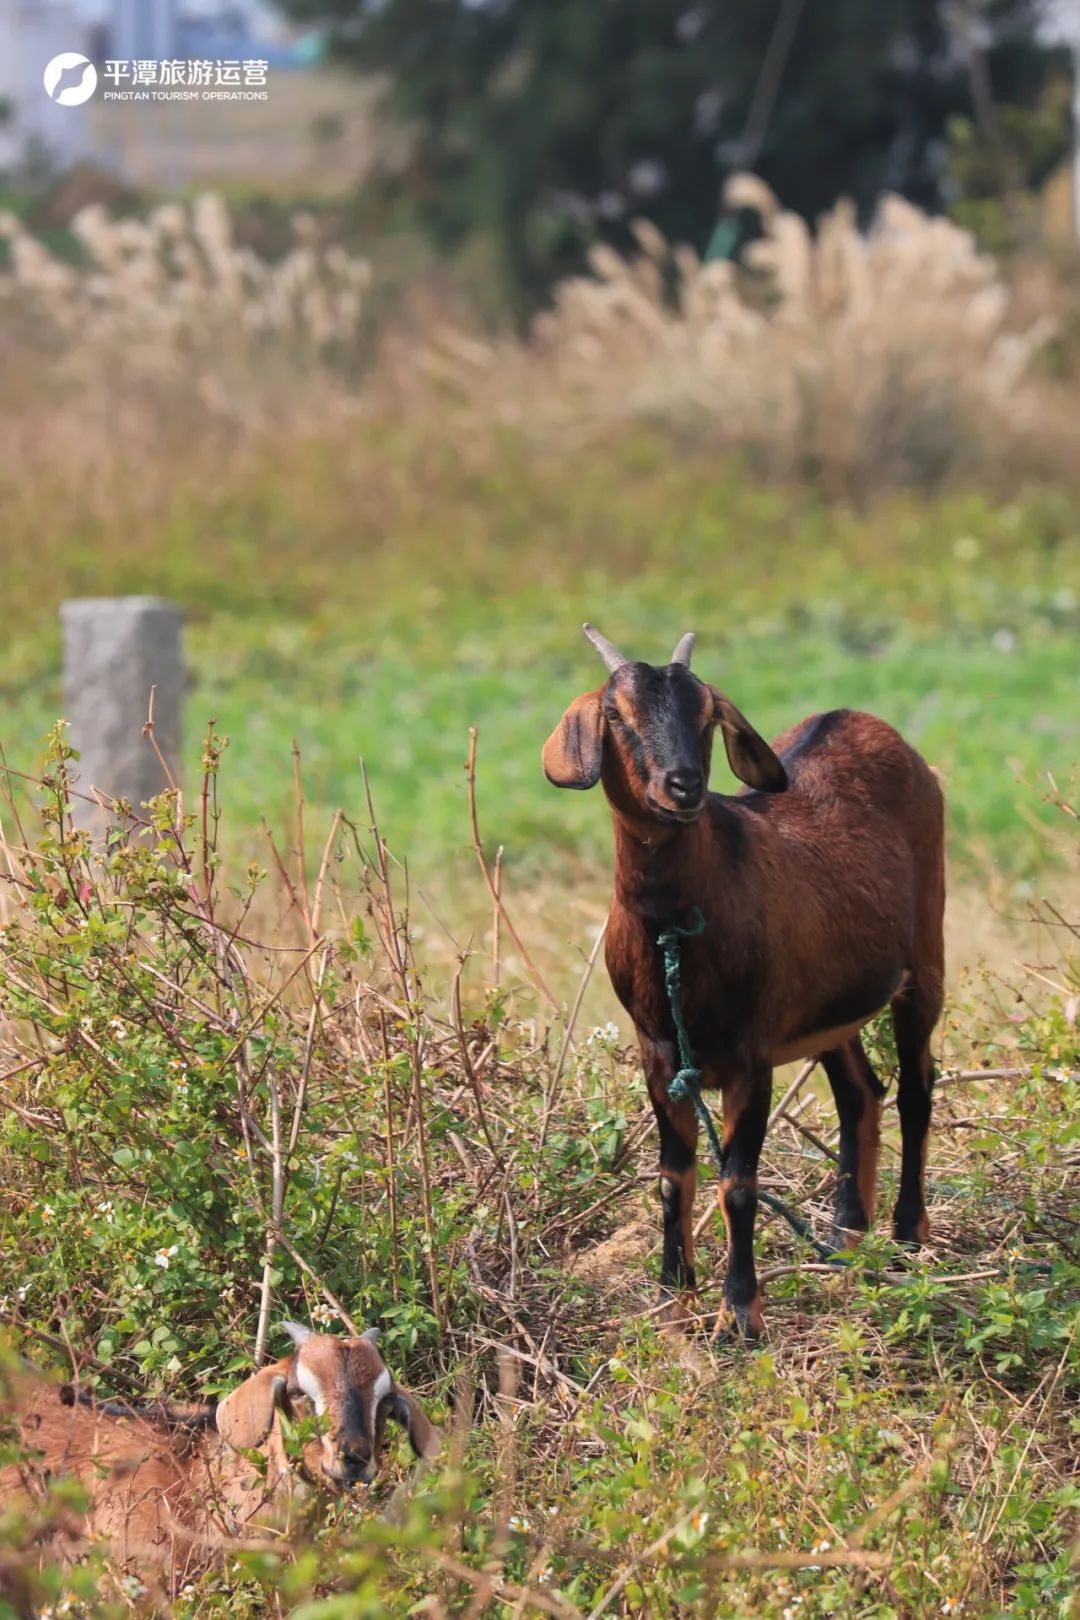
294 1358 326 1415
370 1368 392 1442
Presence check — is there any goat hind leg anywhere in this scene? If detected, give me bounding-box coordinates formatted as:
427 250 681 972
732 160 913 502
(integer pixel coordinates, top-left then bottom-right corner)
891 986 940 1246
820 1038 885 1244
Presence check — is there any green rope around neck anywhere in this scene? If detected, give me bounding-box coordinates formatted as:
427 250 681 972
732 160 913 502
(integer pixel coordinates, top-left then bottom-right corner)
656 908 847 1267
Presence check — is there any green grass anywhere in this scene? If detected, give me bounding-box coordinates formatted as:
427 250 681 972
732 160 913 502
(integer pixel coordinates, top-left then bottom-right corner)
0 434 1078 908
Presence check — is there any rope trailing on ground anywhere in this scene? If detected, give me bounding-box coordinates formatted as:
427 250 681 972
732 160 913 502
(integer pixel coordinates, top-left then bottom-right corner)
657 908 849 1267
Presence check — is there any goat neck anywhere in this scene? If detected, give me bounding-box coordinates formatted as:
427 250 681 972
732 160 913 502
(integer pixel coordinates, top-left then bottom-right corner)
607 789 713 924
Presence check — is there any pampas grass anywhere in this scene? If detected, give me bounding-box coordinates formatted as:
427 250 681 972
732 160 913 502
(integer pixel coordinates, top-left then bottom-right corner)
428 175 1063 496
0 195 372 439
0 178 1074 500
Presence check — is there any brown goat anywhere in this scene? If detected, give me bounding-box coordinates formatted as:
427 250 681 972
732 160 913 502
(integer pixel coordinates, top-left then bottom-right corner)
1 1323 439 1585
543 625 945 1337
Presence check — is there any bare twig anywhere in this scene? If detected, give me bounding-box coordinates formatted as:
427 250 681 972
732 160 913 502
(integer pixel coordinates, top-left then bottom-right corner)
466 728 558 1011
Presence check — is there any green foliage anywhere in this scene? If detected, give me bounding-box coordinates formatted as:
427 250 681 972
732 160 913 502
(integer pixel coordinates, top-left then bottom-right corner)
2 736 1079 1615
0 729 464 1390
946 80 1073 253
279 0 1065 304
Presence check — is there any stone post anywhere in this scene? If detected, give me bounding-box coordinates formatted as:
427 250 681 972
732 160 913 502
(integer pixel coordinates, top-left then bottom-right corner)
60 597 184 832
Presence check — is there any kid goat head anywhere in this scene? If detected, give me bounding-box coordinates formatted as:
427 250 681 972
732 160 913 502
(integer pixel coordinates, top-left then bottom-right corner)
217 1322 438 1488
542 624 787 822
543 624 945 1340
2 1325 441 1582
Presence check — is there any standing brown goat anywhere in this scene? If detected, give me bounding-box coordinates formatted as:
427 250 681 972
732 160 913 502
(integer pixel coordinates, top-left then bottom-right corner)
543 625 945 1336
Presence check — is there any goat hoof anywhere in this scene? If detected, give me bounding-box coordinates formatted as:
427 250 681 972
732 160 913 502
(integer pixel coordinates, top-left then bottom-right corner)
713 1295 765 1344
658 1289 702 1332
892 1211 930 1248
830 1218 868 1251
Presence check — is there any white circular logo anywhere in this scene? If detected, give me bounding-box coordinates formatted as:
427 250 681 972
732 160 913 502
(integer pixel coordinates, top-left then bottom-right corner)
43 53 98 107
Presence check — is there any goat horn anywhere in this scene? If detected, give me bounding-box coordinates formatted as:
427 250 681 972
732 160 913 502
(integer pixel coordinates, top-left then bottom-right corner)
583 622 628 674
670 632 695 667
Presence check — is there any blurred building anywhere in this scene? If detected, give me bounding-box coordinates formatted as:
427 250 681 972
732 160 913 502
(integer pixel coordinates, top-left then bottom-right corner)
0 0 94 171
110 0 179 62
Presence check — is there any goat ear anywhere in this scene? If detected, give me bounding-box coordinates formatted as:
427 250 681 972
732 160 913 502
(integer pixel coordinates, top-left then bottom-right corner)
390 1387 441 1462
280 1319 313 1346
360 1327 380 1345
709 689 788 793
215 1360 291 1452
542 690 605 791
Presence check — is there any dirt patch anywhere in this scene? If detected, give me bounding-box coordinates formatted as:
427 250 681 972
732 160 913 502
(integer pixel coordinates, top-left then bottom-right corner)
569 1217 653 1285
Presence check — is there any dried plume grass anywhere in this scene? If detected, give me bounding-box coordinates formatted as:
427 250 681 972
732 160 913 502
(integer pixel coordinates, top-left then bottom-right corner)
0 195 372 440
0 176 1074 504
429 174 1064 496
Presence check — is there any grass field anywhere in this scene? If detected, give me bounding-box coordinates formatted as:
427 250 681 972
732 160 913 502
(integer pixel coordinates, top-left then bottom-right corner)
2 434 1078 928
1 274 1079 1613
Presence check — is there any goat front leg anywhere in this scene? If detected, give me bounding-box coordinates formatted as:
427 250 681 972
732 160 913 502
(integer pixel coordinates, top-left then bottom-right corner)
717 1062 772 1339
642 1037 699 1326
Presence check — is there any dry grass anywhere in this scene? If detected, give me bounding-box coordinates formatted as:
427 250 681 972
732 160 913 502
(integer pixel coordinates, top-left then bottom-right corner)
427 174 1074 497
1 176 1077 506
0 193 372 445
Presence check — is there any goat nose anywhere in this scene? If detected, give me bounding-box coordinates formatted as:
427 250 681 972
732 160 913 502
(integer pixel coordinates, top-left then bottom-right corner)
665 768 703 806
343 1453 376 1486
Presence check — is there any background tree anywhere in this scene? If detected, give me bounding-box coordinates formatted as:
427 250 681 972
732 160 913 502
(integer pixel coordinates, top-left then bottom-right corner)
281 0 1070 308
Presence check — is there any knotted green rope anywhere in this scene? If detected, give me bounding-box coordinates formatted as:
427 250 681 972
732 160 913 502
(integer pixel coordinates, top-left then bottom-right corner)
657 909 847 1266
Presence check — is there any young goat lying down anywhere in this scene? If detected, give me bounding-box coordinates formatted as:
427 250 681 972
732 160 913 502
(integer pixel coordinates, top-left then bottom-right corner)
1 1322 439 1581
543 625 945 1337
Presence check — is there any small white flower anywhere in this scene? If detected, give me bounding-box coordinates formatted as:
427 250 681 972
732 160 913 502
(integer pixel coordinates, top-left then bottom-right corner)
131 1281 145 1296
154 1244 179 1269
942 1600 961 1617
17 1284 28 1301
587 1022 620 1048
96 1199 114 1223
80 1016 93 1033
108 1017 127 1041
118 1575 146 1598
508 1514 531 1532
40 1203 55 1224
311 1301 338 1327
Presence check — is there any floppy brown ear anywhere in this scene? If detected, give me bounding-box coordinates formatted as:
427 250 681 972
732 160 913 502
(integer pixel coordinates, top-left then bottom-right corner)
709 689 787 793
542 690 605 790
390 1387 441 1462
215 1358 292 1452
